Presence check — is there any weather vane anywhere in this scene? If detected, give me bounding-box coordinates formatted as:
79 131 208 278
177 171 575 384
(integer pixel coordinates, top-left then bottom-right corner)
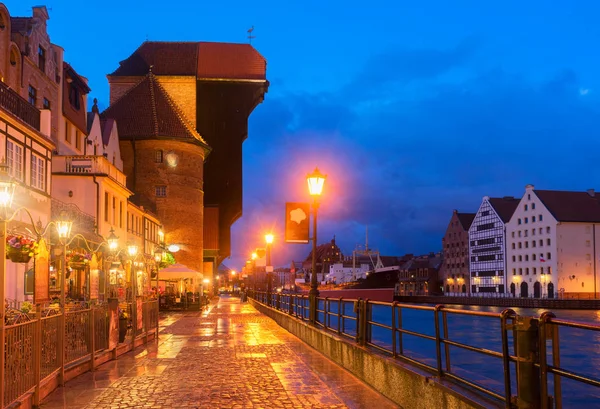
247 26 255 44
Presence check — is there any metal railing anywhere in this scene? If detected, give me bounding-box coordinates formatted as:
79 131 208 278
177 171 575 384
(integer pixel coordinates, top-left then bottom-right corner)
2 300 159 408
4 320 36 406
65 309 91 364
0 80 41 131
250 291 600 408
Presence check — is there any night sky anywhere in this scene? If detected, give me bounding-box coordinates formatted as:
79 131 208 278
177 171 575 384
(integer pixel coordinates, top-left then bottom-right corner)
7 1 600 271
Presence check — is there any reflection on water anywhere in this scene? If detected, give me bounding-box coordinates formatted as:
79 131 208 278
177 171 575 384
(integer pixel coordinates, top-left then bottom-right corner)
366 303 600 408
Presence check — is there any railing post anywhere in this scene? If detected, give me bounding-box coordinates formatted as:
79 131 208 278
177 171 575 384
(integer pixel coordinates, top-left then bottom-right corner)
514 315 541 408
433 304 444 377
354 298 361 344
33 305 42 407
500 309 516 408
363 299 371 346
289 295 293 315
276 293 281 310
391 301 397 358
338 298 343 335
58 310 65 386
90 308 96 371
539 311 555 409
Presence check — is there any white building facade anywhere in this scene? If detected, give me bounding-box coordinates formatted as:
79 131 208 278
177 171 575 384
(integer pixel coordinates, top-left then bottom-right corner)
469 196 519 294
327 262 370 284
506 185 600 298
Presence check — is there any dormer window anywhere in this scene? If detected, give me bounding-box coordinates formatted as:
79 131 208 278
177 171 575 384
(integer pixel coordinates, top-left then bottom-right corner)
38 46 46 73
68 83 80 110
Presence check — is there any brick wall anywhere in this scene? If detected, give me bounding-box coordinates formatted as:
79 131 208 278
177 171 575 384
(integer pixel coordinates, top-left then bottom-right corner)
156 77 196 127
120 139 207 274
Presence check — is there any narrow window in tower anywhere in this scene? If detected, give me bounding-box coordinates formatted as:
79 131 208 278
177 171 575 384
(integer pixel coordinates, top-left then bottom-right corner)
155 150 163 163
155 186 167 197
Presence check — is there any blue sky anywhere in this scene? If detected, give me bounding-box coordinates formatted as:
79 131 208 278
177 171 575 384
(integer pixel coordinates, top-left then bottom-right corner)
7 1 600 270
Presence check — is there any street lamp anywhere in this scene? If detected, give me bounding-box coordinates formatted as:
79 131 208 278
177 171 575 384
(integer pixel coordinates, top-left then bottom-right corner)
265 233 274 306
0 161 16 401
107 228 119 251
307 167 326 324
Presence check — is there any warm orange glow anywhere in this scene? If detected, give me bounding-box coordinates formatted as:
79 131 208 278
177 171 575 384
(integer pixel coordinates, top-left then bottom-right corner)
265 233 274 244
251 252 258 260
306 167 326 196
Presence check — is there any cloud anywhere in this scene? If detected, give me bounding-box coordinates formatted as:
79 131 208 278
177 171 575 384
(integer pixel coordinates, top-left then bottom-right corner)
229 39 600 270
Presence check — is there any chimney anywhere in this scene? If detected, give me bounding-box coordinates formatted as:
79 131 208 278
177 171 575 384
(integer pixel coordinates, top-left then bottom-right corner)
588 189 595 197
39 110 51 138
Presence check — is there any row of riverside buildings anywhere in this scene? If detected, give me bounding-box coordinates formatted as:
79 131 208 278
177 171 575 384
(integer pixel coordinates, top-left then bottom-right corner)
0 5 267 304
441 185 600 298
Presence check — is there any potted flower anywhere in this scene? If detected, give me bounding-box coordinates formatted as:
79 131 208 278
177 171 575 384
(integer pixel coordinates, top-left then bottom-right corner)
6 235 37 263
66 251 92 269
20 301 33 314
118 308 129 343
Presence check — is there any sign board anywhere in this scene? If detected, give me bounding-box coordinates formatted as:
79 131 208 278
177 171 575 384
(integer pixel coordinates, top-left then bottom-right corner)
34 238 49 303
285 202 310 243
89 254 99 300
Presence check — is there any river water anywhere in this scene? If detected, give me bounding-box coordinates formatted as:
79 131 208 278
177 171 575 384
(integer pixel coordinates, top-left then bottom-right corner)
317 301 600 408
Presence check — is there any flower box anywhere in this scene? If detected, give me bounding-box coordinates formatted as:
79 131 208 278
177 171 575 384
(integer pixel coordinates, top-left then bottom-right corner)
7 250 32 263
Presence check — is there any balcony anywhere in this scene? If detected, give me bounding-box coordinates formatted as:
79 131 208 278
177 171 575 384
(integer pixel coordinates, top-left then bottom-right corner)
0 81 40 130
52 155 127 187
51 198 96 235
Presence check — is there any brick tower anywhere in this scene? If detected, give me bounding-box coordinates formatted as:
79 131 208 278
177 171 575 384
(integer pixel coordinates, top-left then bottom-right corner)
101 72 210 274
103 42 268 277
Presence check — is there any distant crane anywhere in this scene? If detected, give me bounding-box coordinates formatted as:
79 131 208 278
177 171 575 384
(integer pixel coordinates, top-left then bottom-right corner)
247 26 256 44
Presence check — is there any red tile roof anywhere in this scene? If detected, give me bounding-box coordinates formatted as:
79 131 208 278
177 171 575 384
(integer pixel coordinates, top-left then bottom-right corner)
197 42 266 80
457 212 476 230
100 72 209 148
109 41 266 80
535 190 600 222
488 197 520 222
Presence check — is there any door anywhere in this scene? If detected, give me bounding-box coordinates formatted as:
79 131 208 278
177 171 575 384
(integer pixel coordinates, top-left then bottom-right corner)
547 282 555 299
520 282 528 298
533 282 541 298
510 283 515 296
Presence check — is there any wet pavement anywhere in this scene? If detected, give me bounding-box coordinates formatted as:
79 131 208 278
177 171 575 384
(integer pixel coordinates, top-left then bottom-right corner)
40 296 398 408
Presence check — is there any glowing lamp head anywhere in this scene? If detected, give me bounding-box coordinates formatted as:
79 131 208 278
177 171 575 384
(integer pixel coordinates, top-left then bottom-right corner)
203 278 210 284
251 252 258 260
307 167 326 196
0 160 15 209
127 244 138 257
265 233 274 245
231 270 236 275
56 212 73 240
107 228 119 251
154 248 164 263
167 244 180 253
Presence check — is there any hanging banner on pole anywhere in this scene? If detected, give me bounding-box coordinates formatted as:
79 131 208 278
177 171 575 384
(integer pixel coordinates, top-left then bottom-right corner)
34 238 49 303
285 202 310 244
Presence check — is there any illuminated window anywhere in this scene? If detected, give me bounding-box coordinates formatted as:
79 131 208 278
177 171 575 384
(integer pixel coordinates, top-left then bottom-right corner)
6 140 23 180
30 154 45 190
155 186 167 197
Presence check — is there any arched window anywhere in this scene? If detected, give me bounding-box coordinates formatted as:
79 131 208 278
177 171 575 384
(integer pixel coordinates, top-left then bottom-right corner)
10 49 18 66
155 150 163 163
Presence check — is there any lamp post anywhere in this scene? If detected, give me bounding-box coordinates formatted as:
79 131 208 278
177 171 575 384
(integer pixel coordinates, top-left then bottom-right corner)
251 252 258 292
56 211 73 386
265 233 274 306
0 161 16 402
127 243 138 345
307 167 326 324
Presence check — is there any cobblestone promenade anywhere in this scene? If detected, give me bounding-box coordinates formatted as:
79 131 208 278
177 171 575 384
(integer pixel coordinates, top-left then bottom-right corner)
41 296 398 408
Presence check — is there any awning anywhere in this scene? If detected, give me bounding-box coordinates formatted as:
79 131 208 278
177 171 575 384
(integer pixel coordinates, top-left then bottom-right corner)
158 263 202 280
